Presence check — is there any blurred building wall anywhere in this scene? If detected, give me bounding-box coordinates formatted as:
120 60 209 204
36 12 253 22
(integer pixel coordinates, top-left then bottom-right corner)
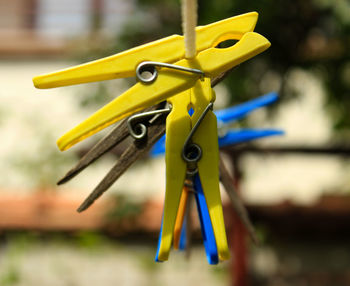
0 0 134 55
0 0 27 30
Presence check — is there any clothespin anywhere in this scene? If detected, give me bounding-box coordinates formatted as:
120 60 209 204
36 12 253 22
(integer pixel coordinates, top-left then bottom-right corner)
153 92 284 263
54 72 237 213
33 12 271 262
156 172 219 264
150 92 284 156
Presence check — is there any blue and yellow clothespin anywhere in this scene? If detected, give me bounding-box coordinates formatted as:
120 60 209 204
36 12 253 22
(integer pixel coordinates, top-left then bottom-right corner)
33 12 271 262
156 172 220 264
153 92 284 264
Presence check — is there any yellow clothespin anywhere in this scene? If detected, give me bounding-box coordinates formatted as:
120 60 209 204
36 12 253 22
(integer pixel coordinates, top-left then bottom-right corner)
159 76 226 261
33 12 270 262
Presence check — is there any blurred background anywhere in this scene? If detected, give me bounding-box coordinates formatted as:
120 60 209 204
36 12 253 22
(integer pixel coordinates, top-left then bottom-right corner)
0 0 350 285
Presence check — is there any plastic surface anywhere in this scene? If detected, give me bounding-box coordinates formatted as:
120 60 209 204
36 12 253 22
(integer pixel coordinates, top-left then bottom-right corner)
219 129 284 146
56 31 269 151
163 173 220 264
33 12 270 151
33 12 258 89
151 128 284 155
173 187 189 250
193 173 219 264
155 216 163 262
215 91 278 123
157 174 220 264
156 78 229 262
190 79 229 261
150 92 283 156
154 93 284 253
156 79 226 263
178 217 187 250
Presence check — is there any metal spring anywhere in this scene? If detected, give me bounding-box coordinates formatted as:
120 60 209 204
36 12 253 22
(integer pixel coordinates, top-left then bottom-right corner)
127 106 171 140
136 61 204 84
182 102 214 172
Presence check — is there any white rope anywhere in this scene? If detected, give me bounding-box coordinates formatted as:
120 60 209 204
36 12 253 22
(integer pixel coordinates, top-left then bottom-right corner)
181 0 197 58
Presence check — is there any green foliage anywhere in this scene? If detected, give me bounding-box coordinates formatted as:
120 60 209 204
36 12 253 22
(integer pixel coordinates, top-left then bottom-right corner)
0 106 6 127
10 127 77 188
74 231 108 250
0 232 40 286
106 194 142 221
0 266 20 286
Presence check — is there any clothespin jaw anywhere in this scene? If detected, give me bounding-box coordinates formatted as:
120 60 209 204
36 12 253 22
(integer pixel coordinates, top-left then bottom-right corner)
178 216 187 251
181 175 220 264
219 129 284 147
173 186 190 250
193 173 219 264
155 90 192 261
170 174 219 264
33 12 258 89
190 79 230 261
215 91 278 123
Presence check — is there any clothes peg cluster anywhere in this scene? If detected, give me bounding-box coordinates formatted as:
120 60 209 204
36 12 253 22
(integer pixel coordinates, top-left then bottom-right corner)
33 12 278 264
152 92 283 264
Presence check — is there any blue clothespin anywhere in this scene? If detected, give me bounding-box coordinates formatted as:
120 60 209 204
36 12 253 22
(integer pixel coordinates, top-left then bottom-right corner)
150 92 284 156
193 173 219 264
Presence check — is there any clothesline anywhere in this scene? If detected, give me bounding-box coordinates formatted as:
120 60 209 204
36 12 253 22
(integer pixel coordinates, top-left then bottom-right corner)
181 0 197 58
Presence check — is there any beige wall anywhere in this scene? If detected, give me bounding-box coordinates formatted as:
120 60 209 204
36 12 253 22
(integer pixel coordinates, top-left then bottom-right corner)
0 0 29 30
